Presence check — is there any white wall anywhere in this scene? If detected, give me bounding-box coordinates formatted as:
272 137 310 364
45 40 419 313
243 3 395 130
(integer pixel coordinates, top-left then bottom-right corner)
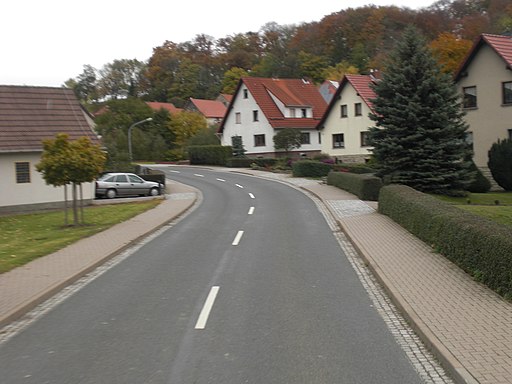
0 152 95 208
320 83 373 160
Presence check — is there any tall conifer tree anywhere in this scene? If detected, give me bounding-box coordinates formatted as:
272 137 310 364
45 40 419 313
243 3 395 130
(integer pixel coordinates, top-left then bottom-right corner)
368 26 472 194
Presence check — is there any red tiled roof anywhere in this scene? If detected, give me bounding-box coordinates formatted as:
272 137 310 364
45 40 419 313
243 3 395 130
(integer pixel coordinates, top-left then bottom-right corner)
241 77 327 129
455 34 512 81
316 74 377 129
146 101 182 114
189 98 227 118
0 85 100 152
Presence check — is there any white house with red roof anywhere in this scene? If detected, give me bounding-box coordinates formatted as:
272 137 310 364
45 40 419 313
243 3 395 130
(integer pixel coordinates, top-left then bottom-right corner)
218 77 327 158
316 74 377 163
0 85 101 213
454 33 512 182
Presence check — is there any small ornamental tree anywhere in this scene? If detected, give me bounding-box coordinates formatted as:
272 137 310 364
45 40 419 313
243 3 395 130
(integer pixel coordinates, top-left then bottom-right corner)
368 26 472 194
488 138 512 191
36 134 106 226
273 128 302 155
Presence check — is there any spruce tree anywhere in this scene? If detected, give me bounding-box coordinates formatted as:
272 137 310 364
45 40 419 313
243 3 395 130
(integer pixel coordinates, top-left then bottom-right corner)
368 26 472 194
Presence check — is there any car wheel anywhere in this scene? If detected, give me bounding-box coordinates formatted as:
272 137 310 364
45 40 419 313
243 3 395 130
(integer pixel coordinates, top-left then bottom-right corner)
106 189 117 199
149 187 159 196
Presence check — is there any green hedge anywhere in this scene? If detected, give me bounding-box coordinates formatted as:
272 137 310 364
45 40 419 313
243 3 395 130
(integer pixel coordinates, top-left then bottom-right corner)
327 171 383 201
292 160 332 177
188 145 232 165
226 157 278 168
379 184 512 299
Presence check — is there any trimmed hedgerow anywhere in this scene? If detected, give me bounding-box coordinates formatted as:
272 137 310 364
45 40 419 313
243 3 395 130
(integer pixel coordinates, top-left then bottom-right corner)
327 171 383 201
226 157 278 168
292 160 332 178
188 145 232 165
379 184 512 299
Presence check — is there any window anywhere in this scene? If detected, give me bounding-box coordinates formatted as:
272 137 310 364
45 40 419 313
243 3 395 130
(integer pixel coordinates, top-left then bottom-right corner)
254 134 266 147
318 132 322 144
332 133 345 148
235 112 241 124
355 103 362 116
340 104 348 118
243 89 248 99
360 132 371 147
253 110 259 122
300 132 310 145
301 108 307 118
15 162 30 183
290 108 296 118
509 129 512 140
463 86 477 108
503 82 512 105
128 174 144 183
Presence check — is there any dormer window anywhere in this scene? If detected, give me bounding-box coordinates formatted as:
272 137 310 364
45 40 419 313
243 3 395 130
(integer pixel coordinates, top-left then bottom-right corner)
301 108 307 118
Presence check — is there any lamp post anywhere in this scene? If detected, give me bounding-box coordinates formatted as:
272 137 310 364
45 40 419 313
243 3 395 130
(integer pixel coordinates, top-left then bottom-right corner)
128 117 153 162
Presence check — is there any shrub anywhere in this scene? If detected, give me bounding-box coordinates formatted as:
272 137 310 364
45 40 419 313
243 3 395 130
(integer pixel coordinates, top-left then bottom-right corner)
226 157 277 168
188 145 232 165
327 171 383 201
379 184 512 299
292 160 332 177
488 138 512 190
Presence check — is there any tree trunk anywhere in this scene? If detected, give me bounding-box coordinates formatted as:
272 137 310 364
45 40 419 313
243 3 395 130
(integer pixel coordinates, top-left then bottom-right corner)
64 184 69 226
72 183 78 226
79 183 84 225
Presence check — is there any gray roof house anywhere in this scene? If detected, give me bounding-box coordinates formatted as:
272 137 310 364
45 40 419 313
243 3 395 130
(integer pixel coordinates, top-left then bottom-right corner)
0 85 100 213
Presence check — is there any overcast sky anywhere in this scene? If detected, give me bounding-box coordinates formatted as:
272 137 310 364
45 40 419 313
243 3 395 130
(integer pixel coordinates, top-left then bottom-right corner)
1 0 435 87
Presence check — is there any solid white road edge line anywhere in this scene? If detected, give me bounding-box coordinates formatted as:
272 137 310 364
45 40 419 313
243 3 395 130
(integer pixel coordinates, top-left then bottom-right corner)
248 206 255 215
195 286 220 330
232 230 244 245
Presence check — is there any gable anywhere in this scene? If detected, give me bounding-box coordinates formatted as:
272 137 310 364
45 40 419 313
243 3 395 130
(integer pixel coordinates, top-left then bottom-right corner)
233 77 327 130
317 74 377 129
455 34 512 81
0 85 99 153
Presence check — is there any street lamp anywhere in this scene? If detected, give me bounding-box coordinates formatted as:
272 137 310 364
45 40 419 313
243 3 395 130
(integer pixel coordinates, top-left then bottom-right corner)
128 117 153 162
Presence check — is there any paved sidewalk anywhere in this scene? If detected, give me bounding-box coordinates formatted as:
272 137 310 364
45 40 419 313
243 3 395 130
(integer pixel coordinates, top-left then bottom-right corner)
1 168 511 384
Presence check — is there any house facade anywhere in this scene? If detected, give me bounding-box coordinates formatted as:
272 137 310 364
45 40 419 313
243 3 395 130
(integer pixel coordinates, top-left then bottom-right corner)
454 34 512 182
218 77 327 158
0 85 101 214
317 74 376 163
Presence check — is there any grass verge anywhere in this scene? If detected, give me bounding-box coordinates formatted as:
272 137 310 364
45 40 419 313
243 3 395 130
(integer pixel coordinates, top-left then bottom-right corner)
0 200 161 274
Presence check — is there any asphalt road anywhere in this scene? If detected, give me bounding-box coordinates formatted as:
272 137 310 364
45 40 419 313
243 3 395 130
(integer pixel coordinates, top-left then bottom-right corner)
0 166 424 383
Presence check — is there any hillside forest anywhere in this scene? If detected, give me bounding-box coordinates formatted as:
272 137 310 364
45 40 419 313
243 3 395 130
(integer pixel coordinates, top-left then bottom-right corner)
64 0 512 167
67 0 512 106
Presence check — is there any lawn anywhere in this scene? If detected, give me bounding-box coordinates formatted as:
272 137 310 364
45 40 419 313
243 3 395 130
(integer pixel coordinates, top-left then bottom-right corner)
433 192 512 228
0 200 161 274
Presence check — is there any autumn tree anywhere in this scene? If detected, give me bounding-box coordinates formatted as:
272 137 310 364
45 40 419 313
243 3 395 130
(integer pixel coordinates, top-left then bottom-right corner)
430 33 472 74
369 26 472 194
221 67 249 94
97 59 146 100
36 134 106 226
170 111 209 148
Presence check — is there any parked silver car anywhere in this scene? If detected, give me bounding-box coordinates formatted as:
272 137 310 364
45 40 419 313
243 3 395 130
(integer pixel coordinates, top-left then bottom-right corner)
95 173 163 199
